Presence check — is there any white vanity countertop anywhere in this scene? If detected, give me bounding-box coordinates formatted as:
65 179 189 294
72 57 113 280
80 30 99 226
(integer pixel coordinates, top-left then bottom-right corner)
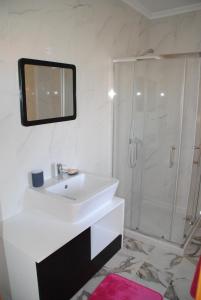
2 197 124 263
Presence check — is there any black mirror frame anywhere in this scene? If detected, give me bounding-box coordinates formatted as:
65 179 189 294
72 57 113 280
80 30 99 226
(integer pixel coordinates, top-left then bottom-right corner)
18 58 77 126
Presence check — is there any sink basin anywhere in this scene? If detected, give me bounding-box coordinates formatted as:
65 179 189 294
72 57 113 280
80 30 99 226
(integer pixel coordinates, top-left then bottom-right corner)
25 172 119 223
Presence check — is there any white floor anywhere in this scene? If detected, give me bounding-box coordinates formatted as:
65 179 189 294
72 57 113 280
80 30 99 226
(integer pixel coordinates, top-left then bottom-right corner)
71 222 201 300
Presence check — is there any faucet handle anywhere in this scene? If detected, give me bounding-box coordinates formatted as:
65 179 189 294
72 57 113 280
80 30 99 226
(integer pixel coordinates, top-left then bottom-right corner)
56 163 63 175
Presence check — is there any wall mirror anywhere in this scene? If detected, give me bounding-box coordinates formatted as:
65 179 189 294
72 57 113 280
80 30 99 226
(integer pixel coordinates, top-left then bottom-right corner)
18 58 76 126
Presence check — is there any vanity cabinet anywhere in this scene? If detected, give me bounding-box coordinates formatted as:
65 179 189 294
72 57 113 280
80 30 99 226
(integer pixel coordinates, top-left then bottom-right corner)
37 228 122 300
2 197 124 300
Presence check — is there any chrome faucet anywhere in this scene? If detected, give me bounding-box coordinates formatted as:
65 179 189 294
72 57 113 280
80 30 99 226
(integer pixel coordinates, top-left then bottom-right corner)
56 163 67 178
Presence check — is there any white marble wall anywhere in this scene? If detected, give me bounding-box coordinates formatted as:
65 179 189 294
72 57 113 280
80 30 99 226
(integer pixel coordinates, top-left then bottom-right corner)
0 0 148 221
148 11 201 55
1 0 200 237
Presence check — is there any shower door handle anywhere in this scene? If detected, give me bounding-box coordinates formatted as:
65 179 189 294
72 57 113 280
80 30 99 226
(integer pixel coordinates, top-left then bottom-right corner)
169 146 176 168
129 138 138 168
193 145 201 165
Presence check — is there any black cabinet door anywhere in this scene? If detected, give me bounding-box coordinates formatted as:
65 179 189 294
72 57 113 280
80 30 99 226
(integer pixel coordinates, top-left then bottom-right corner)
36 228 91 300
36 227 122 300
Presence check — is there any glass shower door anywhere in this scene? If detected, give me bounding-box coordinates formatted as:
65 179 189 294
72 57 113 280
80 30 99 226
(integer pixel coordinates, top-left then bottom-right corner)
184 149 201 237
113 62 136 228
183 56 201 239
113 57 188 241
134 58 186 240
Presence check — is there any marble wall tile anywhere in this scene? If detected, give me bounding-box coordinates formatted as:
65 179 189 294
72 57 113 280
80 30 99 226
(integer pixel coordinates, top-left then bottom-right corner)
149 11 201 55
0 0 147 220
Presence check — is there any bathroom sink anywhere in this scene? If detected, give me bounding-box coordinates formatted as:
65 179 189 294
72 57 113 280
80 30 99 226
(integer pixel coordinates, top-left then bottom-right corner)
25 172 119 223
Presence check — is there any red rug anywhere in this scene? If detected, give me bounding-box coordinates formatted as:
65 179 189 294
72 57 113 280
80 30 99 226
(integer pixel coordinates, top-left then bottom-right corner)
191 256 201 298
89 274 163 300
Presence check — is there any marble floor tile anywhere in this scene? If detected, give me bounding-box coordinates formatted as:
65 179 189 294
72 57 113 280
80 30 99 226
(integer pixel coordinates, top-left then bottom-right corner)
123 235 155 256
171 257 196 280
135 261 173 295
123 237 155 265
71 290 91 300
105 249 144 274
95 251 144 285
164 280 180 300
185 235 201 265
165 254 184 270
81 275 105 294
165 277 193 300
147 247 183 271
70 223 201 299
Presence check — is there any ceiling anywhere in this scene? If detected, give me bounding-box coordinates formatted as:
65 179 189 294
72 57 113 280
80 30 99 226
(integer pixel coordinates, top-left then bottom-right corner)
122 0 201 19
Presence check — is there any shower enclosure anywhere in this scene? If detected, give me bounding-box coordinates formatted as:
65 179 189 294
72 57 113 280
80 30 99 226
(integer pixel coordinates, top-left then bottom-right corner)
113 54 201 246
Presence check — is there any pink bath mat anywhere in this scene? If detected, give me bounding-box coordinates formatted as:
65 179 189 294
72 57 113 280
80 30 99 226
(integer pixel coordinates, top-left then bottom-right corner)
89 273 163 300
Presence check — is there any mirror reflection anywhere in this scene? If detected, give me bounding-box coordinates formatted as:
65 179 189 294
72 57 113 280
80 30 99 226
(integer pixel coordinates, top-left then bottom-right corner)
18 59 76 126
25 65 74 121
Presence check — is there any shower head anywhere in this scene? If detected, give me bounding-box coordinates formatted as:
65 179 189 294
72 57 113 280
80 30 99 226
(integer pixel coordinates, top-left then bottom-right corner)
139 49 154 56
113 48 161 62
135 49 161 60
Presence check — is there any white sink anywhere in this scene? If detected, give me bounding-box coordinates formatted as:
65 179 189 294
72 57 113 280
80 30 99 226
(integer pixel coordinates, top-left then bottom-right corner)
25 172 119 223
